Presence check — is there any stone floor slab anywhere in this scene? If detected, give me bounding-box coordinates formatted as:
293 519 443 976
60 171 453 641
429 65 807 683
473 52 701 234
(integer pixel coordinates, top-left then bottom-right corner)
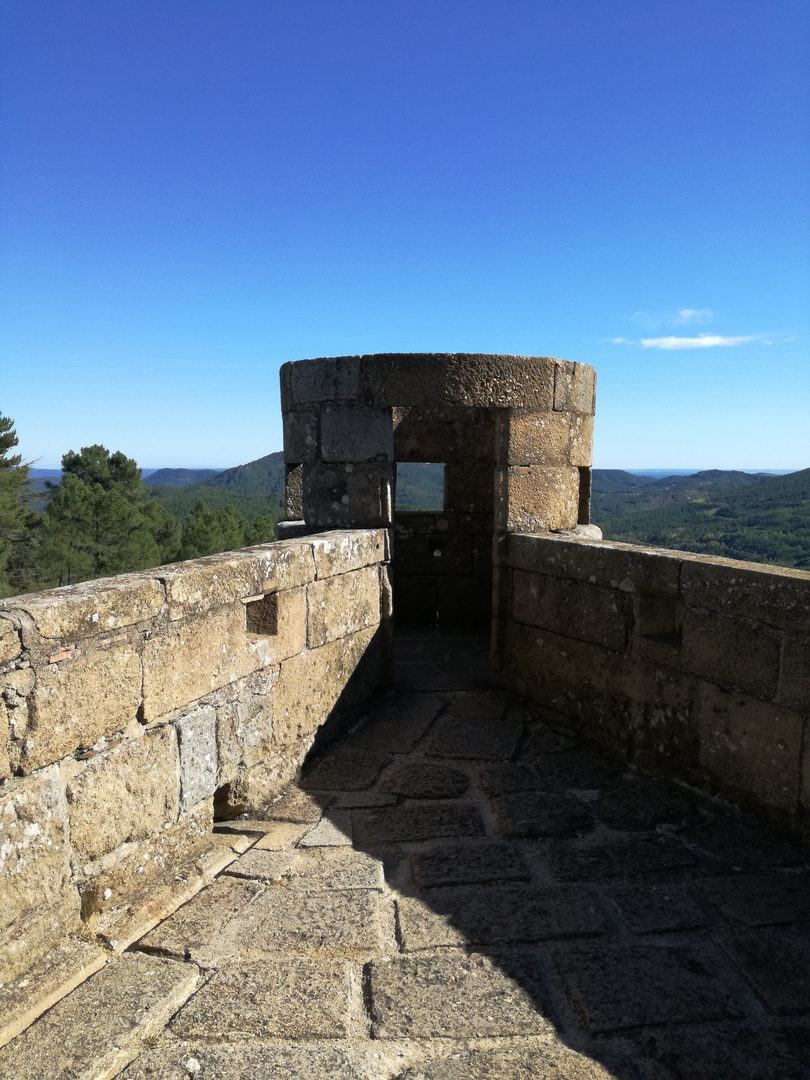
695 871 810 927
379 762 470 799
301 749 392 791
354 801 485 845
261 786 331 823
399 884 604 949
401 1042 618 1079
344 693 444 753
411 841 529 888
228 847 385 891
590 780 700 832
168 958 352 1040
547 836 695 882
722 928 810 1014
490 791 592 838
369 951 553 1039
602 881 708 935
427 714 522 760
555 942 743 1034
0 953 199 1080
299 810 354 847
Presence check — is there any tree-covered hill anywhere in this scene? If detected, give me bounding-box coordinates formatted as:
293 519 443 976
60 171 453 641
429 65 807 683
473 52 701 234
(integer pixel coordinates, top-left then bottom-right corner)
146 453 285 523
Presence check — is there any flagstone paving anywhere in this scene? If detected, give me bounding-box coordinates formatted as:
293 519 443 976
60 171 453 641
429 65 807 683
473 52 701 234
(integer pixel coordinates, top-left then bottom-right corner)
1 627 809 1079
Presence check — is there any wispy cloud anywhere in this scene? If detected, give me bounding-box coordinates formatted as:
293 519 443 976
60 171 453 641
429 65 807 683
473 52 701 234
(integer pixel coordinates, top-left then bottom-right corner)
632 308 714 330
676 308 713 325
639 333 756 350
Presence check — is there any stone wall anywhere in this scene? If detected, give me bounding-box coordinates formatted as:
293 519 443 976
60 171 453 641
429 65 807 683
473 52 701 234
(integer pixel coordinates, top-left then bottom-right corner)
0 531 389 1020
494 531 810 825
280 353 596 624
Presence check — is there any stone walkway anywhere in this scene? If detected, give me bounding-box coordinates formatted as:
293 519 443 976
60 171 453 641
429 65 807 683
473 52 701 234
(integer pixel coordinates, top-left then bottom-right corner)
2 629 809 1079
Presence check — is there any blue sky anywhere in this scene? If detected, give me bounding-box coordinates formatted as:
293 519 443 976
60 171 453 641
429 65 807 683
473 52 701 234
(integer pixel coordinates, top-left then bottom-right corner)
1 1 808 470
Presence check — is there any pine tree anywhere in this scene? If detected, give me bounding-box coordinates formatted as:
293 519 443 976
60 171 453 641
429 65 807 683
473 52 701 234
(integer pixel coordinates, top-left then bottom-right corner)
0 412 32 596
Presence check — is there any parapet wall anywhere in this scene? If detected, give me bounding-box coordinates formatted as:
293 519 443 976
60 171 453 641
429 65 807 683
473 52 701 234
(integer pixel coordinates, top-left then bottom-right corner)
494 532 810 824
0 531 389 1024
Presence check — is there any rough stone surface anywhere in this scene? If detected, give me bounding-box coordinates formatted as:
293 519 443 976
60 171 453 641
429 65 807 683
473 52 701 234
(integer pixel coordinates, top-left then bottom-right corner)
301 748 391 791
369 952 553 1038
0 616 21 662
169 958 352 1039
379 762 470 799
229 847 384 891
66 726 180 864
307 567 382 647
0 953 199 1080
320 403 393 462
695 872 810 927
496 466 580 532
722 928 810 1014
20 645 140 772
8 574 163 642
411 842 529 888
404 1043 616 1079
353 801 485 845
176 705 217 810
490 791 592 838
427 714 522 760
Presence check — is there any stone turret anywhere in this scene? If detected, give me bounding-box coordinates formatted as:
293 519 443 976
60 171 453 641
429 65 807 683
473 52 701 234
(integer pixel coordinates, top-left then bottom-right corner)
279 352 596 623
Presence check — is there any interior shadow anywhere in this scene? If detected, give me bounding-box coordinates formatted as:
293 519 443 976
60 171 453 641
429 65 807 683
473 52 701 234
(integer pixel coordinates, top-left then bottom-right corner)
295 625 810 1080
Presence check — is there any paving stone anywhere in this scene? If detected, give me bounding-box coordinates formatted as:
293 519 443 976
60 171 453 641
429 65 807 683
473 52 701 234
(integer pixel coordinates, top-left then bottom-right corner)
137 876 263 962
479 762 544 795
695 871 810 926
169 958 351 1039
369 951 553 1038
332 791 398 808
442 691 507 719
345 693 443 752
379 762 470 799
0 953 198 1080
519 723 580 758
603 882 707 934
261 786 331 823
722 928 810 1013
402 1042 617 1079
252 821 310 849
490 792 592 838
228 847 384 891
218 887 383 957
353 801 485 845
299 810 354 847
300 749 392 791
427 714 523 760
399 883 604 949
627 1022 810 1080
555 942 743 1034
678 818 805 869
123 1042 420 1080
590 780 701 832
411 841 529 888
527 748 626 791
547 837 695 882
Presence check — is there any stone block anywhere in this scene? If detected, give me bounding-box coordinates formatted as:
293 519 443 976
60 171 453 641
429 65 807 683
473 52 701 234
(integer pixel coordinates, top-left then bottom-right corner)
680 557 810 633
569 412 595 466
378 762 469 799
369 951 552 1038
511 568 631 652
554 942 741 1034
603 882 706 934
308 529 388 578
245 584 307 662
285 463 303 517
495 409 572 467
722 928 810 1014
411 842 528 888
125 1043 406 1079
298 812 353 847
230 847 384 891
301 747 391 791
427 713 522 760
345 692 443 753
396 534 472 577
443 463 494 512
547 836 694 881
159 542 314 619
141 604 265 721
495 466 579 532
413 1044 616 1080
66 726 180 864
273 626 380 750
0 616 20 662
169 958 352 1040
19 644 141 773
216 668 276 781
353 801 484 845
777 633 810 712
392 405 496 463
490 792 592 837
394 510 457 536
12 574 165 643
281 355 362 407
698 683 803 812
302 461 393 528
506 532 683 594
679 607 781 698
0 766 76 981
282 408 319 463
553 359 596 413
0 952 199 1080
0 700 8 779
694 872 810 927
320 403 393 461
307 566 381 647
176 705 217 810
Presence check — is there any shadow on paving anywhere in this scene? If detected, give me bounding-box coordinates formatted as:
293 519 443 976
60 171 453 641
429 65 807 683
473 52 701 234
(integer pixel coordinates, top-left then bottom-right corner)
290 626 810 1080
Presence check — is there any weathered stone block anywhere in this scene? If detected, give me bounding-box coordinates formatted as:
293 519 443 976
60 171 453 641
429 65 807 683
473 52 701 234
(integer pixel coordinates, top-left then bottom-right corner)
396 534 472 577
307 566 381 648
285 463 303 518
569 411 595 466
320 403 393 461
19 644 141 773
0 616 21 662
282 408 319 463
495 409 572 467
308 529 388 578
495 466 579 532
281 355 362 407
12 574 165 643
393 405 496 463
66 727 180 864
141 604 265 720
444 464 494 512
777 633 810 712
553 359 596 414
302 462 393 528
681 608 781 698
698 683 803 812
216 668 277 782
245 584 306 662
160 542 314 619
0 766 76 980
511 568 631 652
176 705 217 810
681 557 810 633
273 626 380 749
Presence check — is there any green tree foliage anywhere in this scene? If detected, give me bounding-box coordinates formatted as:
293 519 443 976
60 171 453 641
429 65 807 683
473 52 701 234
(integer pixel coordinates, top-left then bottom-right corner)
179 500 277 560
0 412 32 596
